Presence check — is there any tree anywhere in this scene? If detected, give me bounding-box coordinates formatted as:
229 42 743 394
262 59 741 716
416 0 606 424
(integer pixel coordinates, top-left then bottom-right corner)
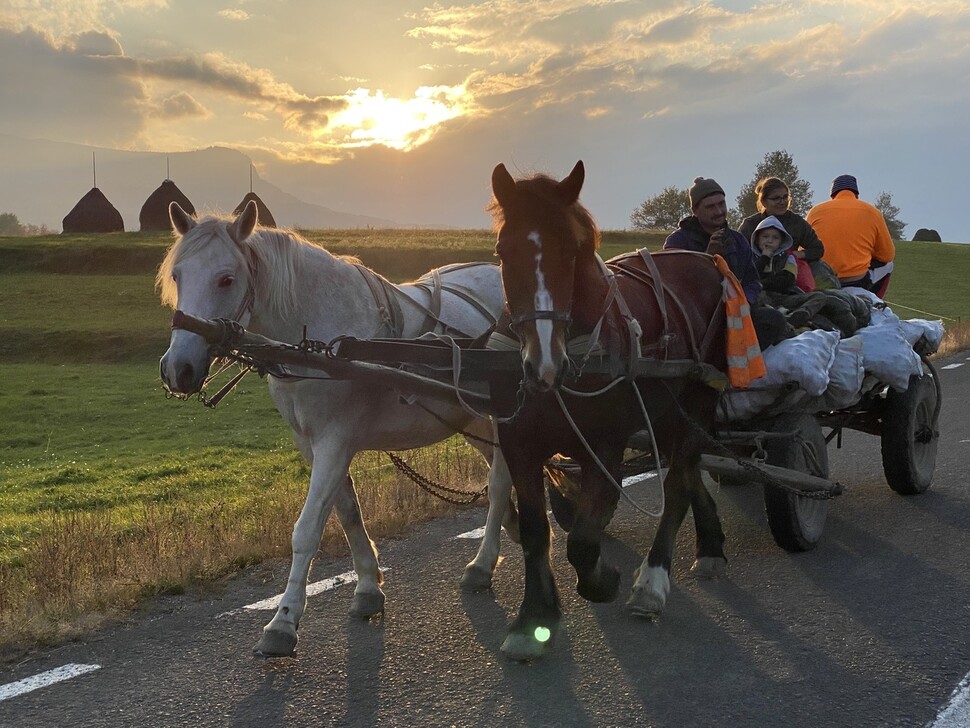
735 150 814 218
631 186 690 230
0 212 23 236
874 191 906 240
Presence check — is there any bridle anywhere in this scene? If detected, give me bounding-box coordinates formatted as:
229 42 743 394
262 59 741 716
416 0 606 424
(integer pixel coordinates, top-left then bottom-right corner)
508 308 573 328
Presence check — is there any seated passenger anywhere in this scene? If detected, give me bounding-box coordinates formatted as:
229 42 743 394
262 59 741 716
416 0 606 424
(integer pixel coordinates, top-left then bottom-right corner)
664 177 790 348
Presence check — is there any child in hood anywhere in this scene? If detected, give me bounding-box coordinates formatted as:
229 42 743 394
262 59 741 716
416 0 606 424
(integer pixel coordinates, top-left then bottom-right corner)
751 215 802 296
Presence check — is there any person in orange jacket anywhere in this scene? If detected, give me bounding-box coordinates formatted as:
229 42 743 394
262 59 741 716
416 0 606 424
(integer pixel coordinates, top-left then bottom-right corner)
806 175 895 296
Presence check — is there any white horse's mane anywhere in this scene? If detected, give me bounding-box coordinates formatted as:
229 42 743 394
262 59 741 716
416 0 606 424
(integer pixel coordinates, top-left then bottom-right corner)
156 214 360 320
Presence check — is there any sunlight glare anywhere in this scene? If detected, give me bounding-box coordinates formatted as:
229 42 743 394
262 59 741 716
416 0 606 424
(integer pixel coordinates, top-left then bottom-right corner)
324 86 471 151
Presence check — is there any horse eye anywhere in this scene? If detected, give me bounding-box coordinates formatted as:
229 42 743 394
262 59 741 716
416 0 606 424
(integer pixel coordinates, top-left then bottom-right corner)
171 273 178 283
217 275 234 289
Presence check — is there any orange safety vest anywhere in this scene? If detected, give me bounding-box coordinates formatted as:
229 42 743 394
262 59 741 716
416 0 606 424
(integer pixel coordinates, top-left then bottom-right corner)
713 254 766 388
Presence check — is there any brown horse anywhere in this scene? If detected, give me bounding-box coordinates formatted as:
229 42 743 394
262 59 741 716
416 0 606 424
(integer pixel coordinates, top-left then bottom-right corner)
489 160 729 660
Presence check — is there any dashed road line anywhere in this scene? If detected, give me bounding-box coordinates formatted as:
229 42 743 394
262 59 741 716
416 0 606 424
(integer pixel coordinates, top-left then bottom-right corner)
941 363 964 370
217 569 363 617
0 664 100 702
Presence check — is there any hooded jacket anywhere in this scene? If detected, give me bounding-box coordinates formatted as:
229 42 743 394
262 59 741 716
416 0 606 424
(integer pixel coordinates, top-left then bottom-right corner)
663 216 762 305
750 216 800 295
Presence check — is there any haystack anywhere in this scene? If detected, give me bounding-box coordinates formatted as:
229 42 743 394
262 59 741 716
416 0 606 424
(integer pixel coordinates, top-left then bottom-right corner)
62 187 124 233
140 179 195 231
233 191 276 228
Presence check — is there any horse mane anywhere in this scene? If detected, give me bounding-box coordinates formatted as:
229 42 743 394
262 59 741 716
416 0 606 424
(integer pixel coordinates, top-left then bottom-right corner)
487 173 601 252
156 213 360 319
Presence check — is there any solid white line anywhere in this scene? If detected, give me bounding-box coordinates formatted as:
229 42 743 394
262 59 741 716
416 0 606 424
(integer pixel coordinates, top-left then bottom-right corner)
941 363 964 370
0 664 100 702
930 672 970 727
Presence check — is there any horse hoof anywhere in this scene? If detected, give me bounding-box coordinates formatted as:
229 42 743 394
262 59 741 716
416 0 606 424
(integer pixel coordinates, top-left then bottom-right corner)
625 585 665 620
500 631 553 662
691 556 727 580
577 564 620 603
253 628 297 658
349 591 385 619
460 563 493 592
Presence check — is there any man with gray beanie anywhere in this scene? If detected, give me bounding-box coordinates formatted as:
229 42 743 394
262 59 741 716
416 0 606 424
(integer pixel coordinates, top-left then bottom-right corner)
807 174 895 295
664 177 791 348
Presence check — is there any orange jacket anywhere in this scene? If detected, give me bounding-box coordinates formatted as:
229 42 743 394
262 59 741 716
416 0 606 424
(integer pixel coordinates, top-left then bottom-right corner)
806 190 895 280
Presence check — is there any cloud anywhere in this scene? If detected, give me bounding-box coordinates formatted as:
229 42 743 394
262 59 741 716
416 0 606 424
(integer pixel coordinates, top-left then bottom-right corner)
218 9 251 21
151 91 210 119
0 26 146 144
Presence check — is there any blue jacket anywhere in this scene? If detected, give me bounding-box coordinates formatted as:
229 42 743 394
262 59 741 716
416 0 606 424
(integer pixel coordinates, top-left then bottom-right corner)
664 216 763 305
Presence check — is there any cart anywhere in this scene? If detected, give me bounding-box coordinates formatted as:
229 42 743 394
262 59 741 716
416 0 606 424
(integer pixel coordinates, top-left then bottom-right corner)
170 310 941 554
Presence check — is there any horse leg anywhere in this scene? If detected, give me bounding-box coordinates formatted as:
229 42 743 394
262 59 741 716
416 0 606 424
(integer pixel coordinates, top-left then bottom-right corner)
461 435 514 592
332 473 386 617
686 461 727 579
567 449 622 603
500 454 561 661
626 455 693 619
254 438 353 658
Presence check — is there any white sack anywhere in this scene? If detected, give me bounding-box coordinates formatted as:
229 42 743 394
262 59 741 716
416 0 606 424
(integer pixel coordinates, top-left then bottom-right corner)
754 329 841 397
817 335 865 410
857 323 922 391
898 318 945 353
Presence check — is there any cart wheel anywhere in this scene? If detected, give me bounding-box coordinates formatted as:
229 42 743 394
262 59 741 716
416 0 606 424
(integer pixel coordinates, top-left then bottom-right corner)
880 371 939 495
763 413 830 552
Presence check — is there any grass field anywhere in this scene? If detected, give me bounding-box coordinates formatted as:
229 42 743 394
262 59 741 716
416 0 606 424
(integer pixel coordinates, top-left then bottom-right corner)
1 226 969 657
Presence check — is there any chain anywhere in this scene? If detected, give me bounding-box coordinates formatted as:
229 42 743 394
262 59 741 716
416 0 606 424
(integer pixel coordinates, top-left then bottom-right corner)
660 381 840 501
383 451 488 505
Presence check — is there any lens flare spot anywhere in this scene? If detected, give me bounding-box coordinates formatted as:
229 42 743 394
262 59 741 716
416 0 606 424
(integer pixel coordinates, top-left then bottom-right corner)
534 626 551 643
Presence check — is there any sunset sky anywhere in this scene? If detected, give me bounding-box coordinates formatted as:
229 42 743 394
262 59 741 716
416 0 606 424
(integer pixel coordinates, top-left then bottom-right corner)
2 0 969 239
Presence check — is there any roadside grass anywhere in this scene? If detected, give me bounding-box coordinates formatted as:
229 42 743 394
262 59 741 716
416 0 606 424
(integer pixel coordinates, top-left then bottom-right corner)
1 230 969 658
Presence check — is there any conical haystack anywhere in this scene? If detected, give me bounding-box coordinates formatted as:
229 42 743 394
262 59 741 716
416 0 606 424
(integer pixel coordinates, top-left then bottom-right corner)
62 187 125 233
233 191 276 228
140 179 195 231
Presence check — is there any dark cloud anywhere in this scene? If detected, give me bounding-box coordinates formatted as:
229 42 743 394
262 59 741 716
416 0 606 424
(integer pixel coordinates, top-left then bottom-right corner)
0 26 146 144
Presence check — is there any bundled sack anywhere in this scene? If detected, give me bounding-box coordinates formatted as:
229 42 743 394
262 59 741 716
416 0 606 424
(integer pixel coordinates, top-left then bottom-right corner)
754 328 841 397
715 329 840 422
857 323 922 391
816 335 865 410
898 318 945 355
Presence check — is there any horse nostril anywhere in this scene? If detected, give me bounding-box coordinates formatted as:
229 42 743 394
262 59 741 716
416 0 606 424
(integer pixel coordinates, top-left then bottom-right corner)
176 362 195 392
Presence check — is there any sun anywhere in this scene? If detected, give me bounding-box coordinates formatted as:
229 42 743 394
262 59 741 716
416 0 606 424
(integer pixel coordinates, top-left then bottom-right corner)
324 86 471 151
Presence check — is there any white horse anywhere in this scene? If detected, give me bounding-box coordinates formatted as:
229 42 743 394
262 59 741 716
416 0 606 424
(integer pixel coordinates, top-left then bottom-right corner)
158 200 514 657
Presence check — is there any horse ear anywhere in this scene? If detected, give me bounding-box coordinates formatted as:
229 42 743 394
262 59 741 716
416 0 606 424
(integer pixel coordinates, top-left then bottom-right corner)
491 163 516 209
558 160 585 205
169 202 195 234
229 199 258 243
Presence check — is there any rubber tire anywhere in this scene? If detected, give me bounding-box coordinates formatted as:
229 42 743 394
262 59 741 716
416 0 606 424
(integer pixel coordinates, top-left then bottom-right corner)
763 413 830 553
880 373 938 495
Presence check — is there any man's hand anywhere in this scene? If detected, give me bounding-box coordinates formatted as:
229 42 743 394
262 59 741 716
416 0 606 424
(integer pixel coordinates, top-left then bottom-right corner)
706 227 726 256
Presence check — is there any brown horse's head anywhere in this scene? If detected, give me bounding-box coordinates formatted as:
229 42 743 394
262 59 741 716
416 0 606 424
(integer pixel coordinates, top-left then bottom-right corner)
489 160 599 392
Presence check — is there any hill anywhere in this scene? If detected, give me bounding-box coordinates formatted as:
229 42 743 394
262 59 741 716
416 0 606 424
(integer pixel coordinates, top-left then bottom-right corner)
0 134 397 231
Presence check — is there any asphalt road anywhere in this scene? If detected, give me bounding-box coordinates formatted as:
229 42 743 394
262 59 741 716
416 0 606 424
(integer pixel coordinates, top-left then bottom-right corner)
2 351 969 728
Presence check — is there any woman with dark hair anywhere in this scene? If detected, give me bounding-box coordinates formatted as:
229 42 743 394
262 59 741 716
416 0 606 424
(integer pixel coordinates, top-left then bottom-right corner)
738 177 836 289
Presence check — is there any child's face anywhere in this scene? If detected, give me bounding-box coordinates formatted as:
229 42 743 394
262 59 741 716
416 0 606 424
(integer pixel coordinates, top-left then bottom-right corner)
756 228 784 256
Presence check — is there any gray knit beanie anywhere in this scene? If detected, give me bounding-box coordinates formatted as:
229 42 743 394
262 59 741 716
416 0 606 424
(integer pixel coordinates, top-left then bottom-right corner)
688 177 725 209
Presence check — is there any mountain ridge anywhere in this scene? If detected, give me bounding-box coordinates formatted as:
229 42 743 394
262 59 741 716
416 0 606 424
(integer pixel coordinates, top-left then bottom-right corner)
0 134 398 231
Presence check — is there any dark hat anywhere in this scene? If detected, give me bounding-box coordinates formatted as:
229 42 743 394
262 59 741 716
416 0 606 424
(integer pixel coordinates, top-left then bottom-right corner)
688 177 725 209
830 174 859 197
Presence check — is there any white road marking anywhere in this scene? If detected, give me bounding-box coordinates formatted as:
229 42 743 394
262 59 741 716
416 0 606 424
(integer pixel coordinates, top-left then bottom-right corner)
217 568 369 617
452 472 656 539
930 672 970 727
0 664 100 702
941 363 964 370
622 472 657 487
454 527 486 540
